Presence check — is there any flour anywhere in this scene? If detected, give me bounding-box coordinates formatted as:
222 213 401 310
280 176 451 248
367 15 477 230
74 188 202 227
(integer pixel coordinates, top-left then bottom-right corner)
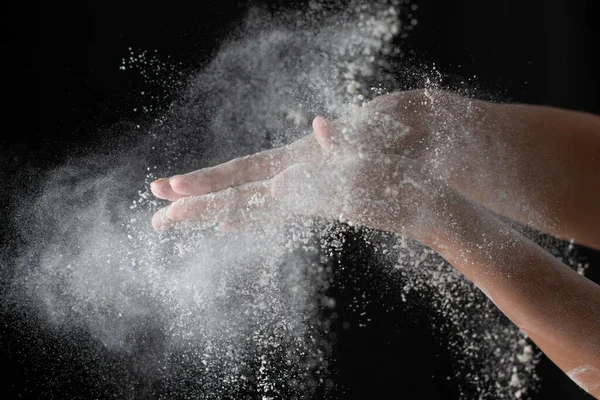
4 0 577 399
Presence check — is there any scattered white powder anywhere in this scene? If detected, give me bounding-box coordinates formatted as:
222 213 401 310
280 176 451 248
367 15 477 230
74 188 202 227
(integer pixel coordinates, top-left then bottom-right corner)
5 0 587 399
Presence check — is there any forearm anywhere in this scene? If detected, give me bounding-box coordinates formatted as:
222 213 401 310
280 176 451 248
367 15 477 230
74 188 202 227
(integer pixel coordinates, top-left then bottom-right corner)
428 200 600 397
447 99 600 250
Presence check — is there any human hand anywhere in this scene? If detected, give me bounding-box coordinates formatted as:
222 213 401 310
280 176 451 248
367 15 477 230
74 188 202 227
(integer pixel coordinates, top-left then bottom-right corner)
150 89 477 237
152 148 466 250
312 89 471 161
150 89 472 204
270 154 465 245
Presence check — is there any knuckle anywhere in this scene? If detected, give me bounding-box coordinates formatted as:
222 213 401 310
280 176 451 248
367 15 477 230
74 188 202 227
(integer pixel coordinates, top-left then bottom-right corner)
169 175 189 192
201 173 221 193
165 204 181 221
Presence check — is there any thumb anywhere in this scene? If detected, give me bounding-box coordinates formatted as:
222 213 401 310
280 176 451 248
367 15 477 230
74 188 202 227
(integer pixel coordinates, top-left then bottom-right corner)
312 116 336 155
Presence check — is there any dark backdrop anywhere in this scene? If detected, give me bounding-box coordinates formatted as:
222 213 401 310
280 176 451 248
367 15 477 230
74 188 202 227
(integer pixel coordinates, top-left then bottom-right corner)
1 0 598 399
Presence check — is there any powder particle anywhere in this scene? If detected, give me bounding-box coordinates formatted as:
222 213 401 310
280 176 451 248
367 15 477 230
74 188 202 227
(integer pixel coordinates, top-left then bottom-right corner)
3 1 575 399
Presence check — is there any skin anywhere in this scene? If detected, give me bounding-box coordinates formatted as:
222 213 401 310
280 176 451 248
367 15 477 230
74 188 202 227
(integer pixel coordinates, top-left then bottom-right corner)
150 90 600 397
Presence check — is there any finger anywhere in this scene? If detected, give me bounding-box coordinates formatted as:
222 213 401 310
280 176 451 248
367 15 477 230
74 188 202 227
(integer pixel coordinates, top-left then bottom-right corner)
168 135 323 197
168 180 272 224
313 116 335 154
314 115 356 159
150 178 187 201
152 180 273 230
152 206 173 231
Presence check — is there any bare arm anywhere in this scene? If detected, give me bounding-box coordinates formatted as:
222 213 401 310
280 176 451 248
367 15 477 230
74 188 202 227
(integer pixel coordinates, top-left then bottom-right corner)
449 101 600 250
266 153 600 398
429 199 600 398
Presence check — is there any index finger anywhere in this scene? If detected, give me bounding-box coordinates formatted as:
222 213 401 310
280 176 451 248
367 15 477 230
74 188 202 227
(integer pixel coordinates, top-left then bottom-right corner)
154 134 323 199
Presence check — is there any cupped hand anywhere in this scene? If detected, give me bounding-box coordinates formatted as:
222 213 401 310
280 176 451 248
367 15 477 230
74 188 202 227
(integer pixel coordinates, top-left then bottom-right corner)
150 89 473 203
150 89 477 238
152 150 466 249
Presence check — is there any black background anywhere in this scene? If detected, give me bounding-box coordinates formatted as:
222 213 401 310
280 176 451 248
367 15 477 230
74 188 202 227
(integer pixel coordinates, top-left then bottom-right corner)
1 0 599 399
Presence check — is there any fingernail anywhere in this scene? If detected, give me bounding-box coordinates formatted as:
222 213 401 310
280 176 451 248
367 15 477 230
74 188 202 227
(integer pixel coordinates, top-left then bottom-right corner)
150 178 166 188
314 116 329 130
169 175 193 195
152 207 171 231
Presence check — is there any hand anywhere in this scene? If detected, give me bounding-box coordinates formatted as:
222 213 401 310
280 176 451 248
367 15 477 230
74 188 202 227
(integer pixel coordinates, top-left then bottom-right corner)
150 89 472 203
152 144 466 249
150 89 476 233
313 89 470 160
270 154 465 245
